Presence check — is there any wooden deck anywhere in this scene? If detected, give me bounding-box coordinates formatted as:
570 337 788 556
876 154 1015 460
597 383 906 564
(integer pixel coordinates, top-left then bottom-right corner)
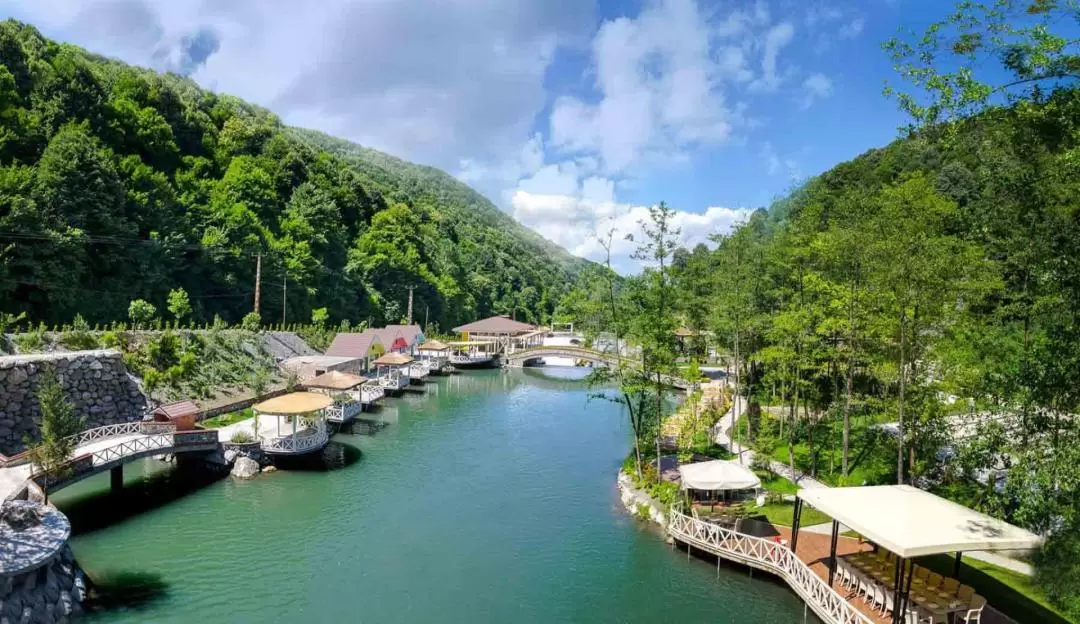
744 522 1014 624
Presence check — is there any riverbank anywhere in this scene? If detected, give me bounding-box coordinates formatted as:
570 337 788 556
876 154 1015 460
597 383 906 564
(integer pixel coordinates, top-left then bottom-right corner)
55 368 809 623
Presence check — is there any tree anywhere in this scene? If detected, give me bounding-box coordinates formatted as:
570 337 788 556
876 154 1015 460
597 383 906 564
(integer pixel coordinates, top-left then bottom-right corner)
128 298 156 328
167 288 192 323
25 366 83 501
311 307 329 326
241 311 261 331
629 202 680 477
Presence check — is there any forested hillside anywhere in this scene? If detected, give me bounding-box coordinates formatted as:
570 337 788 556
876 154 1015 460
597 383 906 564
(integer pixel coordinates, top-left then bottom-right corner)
0 20 588 329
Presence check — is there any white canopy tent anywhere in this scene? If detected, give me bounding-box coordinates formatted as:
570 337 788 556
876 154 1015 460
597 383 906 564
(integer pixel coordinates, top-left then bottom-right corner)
678 459 761 491
797 485 1041 558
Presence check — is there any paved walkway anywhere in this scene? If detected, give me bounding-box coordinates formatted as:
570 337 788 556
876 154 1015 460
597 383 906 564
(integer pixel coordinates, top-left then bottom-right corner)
712 399 1034 577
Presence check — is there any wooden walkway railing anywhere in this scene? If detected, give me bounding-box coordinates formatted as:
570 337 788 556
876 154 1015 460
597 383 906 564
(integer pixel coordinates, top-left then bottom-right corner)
668 508 873 624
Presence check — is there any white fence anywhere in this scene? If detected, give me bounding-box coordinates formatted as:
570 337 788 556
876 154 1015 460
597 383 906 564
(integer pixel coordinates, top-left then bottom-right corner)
260 422 329 455
668 508 873 624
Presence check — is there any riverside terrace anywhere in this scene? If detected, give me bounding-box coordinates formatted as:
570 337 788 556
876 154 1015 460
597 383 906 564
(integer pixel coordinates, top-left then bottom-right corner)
668 485 1042 624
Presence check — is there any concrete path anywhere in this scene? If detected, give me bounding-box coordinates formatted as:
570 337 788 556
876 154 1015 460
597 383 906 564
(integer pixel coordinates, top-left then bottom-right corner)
712 399 1034 577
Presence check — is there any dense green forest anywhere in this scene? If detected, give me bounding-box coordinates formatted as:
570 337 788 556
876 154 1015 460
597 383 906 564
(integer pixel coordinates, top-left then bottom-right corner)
0 20 588 329
559 2 1080 619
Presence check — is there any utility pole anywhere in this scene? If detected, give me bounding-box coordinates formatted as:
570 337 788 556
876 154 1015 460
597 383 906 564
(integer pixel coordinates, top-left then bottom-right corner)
282 273 287 325
253 252 262 315
406 285 414 326
424 305 429 333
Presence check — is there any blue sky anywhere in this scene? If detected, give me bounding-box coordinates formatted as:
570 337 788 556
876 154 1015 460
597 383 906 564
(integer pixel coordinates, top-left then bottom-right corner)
0 0 954 270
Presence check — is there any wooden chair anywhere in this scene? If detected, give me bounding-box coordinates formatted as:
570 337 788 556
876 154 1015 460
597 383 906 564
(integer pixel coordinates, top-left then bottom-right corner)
959 595 986 623
957 584 975 602
941 577 960 594
913 566 929 582
925 572 943 589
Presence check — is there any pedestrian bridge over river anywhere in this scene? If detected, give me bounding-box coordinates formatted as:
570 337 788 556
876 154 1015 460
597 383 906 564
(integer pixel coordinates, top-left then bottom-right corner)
504 346 693 390
0 422 220 500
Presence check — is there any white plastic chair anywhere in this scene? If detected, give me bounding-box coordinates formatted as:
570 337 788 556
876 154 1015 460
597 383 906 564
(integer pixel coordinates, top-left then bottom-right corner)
958 595 986 623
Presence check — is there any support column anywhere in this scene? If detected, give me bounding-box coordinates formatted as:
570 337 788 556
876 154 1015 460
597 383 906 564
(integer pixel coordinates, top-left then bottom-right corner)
110 465 123 494
953 551 963 580
891 556 907 624
790 497 803 555
827 520 840 586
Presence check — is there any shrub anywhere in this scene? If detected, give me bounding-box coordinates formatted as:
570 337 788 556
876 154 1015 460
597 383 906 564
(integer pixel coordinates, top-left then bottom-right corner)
14 323 49 353
58 314 99 351
128 299 157 328
240 312 261 331
229 430 255 444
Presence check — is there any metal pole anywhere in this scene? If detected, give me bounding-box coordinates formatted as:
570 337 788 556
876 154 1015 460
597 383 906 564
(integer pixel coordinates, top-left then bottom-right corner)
790 497 803 555
253 252 261 315
891 557 905 624
282 273 287 325
953 551 963 580
900 559 914 622
827 519 840 586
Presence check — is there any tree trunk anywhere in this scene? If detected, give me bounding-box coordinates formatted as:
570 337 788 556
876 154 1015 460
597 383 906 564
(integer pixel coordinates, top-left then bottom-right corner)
897 310 907 485
843 358 853 478
625 391 643 479
789 377 798 481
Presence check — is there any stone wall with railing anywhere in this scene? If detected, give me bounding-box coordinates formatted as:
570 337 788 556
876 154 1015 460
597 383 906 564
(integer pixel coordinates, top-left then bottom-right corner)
0 350 147 456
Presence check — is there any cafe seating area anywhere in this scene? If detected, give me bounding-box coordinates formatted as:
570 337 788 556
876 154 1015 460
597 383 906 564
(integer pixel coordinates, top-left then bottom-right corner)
838 550 986 623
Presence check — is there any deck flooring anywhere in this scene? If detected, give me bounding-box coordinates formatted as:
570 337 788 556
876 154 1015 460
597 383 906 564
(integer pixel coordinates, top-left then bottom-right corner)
738 522 1015 624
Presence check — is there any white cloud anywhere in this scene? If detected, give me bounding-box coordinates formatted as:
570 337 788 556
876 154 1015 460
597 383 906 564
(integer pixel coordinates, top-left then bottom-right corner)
2 0 593 173
749 21 795 93
549 0 746 175
511 191 751 273
839 17 866 39
761 142 802 181
800 73 833 109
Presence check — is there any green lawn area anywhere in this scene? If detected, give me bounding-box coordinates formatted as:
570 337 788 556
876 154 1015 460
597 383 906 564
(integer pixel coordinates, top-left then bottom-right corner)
746 502 831 527
918 554 1072 624
199 408 253 429
767 429 894 487
756 470 797 495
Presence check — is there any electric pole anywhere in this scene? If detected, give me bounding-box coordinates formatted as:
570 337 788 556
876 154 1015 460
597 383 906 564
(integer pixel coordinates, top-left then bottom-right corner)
253 252 262 315
406 285 414 326
282 273 287 325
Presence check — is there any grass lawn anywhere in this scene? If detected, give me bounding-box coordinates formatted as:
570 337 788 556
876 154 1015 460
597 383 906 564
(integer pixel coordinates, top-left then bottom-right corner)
768 431 894 487
200 408 253 429
747 502 831 527
919 554 1072 624
756 470 798 495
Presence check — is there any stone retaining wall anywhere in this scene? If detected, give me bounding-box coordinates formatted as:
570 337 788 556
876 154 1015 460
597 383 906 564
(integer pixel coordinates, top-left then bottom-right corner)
0 542 84 624
0 350 147 456
616 471 668 526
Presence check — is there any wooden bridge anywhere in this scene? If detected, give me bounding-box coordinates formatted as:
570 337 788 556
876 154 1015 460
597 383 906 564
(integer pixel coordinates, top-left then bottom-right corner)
667 508 874 624
0 421 221 500
503 346 693 390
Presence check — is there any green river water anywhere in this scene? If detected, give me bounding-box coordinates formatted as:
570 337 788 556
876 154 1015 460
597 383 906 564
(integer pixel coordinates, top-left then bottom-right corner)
52 368 809 623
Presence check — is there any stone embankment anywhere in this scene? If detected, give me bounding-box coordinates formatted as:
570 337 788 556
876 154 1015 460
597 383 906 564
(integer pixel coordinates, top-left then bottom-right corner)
0 351 146 456
0 499 86 623
616 471 667 527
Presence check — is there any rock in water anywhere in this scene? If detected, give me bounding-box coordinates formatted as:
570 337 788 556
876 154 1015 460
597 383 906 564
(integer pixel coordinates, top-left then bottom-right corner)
261 465 277 473
230 457 259 479
223 449 239 464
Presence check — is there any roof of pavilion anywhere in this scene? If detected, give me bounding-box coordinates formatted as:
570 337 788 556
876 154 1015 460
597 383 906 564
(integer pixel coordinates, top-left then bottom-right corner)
452 315 536 335
373 352 414 366
418 339 450 351
253 392 333 415
797 485 1042 558
304 370 367 390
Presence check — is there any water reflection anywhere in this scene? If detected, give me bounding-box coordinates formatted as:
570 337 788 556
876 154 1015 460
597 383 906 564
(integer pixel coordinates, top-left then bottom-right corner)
84 570 170 614
270 440 362 472
55 461 225 536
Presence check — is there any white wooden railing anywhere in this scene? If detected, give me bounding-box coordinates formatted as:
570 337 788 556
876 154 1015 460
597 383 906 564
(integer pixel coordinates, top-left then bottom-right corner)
360 386 384 404
408 363 429 379
668 509 873 624
326 401 363 422
89 434 173 465
260 422 328 454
